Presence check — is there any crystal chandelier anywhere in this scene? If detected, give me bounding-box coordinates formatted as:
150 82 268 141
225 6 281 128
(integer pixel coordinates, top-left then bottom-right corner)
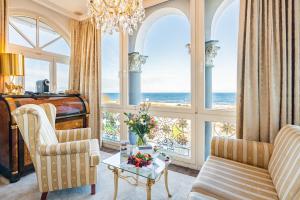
88 0 145 35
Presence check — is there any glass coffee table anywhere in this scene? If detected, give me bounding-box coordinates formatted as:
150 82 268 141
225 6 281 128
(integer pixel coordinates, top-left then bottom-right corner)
102 152 172 200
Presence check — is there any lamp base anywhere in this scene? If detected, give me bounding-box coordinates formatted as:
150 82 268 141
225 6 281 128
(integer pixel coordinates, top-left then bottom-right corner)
5 82 24 95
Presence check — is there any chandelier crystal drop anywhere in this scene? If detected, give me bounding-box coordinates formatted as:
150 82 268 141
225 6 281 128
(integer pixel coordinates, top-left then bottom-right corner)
88 0 145 35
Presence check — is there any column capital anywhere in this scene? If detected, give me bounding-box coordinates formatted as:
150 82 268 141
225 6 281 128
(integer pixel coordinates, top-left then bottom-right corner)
128 52 148 72
205 40 220 66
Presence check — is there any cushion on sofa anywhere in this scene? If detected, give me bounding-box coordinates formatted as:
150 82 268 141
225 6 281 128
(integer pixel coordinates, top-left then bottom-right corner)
211 136 274 169
268 125 300 200
190 156 278 200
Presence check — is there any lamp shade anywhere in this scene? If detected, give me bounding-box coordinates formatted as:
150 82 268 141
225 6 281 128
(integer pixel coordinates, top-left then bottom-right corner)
0 53 24 76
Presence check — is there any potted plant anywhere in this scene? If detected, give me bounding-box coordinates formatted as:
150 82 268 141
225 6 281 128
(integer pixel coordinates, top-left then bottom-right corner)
124 102 157 146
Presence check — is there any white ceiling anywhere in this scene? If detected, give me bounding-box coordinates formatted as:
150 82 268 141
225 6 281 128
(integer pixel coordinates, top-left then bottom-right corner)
32 0 169 20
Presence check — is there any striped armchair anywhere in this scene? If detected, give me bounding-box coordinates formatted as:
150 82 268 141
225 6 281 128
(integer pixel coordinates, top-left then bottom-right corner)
12 103 100 200
189 125 300 200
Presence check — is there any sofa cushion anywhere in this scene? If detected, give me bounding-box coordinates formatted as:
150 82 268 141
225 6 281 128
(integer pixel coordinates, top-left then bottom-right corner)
190 156 278 200
268 125 300 200
211 136 274 169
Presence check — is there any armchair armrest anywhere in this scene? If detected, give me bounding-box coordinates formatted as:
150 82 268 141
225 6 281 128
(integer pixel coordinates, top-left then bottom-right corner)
38 140 90 156
56 128 92 142
210 136 274 169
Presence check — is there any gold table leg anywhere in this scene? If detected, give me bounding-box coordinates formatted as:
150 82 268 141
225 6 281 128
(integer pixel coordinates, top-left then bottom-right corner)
146 179 155 200
113 167 120 200
164 168 172 198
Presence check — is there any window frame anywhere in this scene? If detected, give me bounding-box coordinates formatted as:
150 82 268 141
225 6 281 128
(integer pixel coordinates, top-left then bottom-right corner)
7 13 70 93
101 1 199 169
100 31 123 108
101 0 238 170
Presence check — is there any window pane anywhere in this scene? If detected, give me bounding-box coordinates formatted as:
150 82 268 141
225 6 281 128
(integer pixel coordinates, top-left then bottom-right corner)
102 112 121 142
56 63 69 92
9 16 36 47
43 38 70 56
148 116 191 157
8 24 32 48
101 32 120 104
205 1 239 110
39 21 60 47
24 58 50 92
129 14 191 107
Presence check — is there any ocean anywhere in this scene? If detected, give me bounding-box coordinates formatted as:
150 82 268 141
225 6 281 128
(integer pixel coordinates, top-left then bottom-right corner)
104 92 236 106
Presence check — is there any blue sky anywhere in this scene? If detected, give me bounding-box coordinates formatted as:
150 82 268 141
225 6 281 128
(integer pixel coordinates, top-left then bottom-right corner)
102 0 239 94
212 0 239 92
141 14 191 93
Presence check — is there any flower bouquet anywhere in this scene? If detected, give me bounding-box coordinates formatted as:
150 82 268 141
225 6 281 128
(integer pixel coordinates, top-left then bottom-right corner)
127 152 153 168
124 102 157 146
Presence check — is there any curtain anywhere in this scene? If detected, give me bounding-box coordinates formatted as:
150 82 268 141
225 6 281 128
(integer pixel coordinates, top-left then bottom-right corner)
0 0 7 93
69 20 101 142
237 0 300 143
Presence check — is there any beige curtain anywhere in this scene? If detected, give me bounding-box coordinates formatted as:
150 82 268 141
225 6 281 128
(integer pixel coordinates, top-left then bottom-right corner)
237 0 300 143
0 0 7 92
69 20 101 142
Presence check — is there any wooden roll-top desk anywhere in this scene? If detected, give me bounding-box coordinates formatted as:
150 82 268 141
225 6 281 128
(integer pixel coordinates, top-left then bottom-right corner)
0 94 90 182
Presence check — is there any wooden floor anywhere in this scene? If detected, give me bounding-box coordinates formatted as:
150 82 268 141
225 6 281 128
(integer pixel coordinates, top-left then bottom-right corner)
101 147 200 177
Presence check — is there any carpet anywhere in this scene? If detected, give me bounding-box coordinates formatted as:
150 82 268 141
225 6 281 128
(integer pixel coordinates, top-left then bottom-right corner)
0 151 195 200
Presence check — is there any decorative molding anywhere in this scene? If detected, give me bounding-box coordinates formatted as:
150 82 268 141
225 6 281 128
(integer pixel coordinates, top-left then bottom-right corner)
144 0 169 8
31 0 87 21
31 0 169 21
205 40 220 66
128 52 148 72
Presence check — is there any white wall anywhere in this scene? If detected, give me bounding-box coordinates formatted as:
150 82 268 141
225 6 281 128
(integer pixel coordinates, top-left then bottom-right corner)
7 0 71 41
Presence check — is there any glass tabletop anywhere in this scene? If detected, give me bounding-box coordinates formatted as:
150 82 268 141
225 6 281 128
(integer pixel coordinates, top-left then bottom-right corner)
102 152 170 181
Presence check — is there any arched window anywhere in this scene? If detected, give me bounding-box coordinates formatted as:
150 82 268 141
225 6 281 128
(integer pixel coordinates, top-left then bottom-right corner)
8 15 70 92
209 0 239 109
134 12 191 107
204 0 239 159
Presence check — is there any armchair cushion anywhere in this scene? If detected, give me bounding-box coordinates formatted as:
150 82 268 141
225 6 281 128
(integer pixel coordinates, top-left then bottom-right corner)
13 104 58 145
211 136 273 169
39 103 56 129
56 128 92 142
38 140 90 156
190 156 278 200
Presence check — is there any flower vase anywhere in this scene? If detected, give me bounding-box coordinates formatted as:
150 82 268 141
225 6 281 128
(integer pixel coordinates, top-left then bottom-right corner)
136 135 147 147
129 131 137 145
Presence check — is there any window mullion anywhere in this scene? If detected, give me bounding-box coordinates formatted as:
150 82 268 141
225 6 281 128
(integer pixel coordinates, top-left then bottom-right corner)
9 23 35 48
40 36 61 49
36 18 39 48
50 58 56 93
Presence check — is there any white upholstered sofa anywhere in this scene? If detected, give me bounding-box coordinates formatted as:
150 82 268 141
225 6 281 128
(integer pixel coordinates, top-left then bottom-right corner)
189 125 300 200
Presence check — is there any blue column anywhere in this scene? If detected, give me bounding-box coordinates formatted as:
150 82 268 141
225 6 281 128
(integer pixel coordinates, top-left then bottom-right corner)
129 71 141 105
128 52 148 144
204 40 220 160
205 64 213 160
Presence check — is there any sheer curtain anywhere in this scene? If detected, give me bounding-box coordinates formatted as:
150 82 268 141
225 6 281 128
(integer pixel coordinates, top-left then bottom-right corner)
237 0 300 143
69 20 101 142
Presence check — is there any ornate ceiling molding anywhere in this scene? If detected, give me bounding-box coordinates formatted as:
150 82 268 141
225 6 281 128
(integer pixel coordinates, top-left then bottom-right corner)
31 0 169 21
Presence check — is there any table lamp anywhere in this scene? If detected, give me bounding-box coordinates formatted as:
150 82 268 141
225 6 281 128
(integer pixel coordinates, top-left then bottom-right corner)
0 53 25 95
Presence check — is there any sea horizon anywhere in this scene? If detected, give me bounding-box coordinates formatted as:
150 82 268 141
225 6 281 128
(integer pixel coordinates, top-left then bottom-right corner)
103 92 236 105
